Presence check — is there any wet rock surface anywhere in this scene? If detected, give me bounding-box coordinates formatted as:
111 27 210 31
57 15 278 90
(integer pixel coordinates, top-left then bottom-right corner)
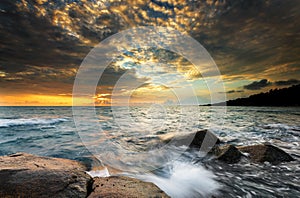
160 129 294 165
237 143 294 164
0 153 92 198
88 176 169 198
214 144 243 164
160 129 221 150
211 143 294 164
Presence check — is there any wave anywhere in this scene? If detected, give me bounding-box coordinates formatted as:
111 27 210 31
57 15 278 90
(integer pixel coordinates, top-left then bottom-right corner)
86 157 221 198
263 123 299 131
128 161 220 198
0 118 69 128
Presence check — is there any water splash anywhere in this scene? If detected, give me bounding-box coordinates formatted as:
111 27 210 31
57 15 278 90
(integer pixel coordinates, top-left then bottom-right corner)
133 161 221 198
86 167 110 177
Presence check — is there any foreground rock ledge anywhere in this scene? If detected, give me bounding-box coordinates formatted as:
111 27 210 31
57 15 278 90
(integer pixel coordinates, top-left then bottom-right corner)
0 153 92 198
89 176 169 198
0 153 169 198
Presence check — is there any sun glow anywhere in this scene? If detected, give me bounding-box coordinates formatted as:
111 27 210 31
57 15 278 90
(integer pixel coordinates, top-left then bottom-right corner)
0 94 72 106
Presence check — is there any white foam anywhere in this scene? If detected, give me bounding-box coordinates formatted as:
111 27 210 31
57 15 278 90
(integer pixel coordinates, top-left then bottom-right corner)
87 160 221 197
135 161 221 198
0 118 68 127
86 167 110 177
264 123 292 129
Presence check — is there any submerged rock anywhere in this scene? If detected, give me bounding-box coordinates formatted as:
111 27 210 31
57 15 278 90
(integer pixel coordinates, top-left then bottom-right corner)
160 129 220 151
214 144 243 164
238 143 294 164
89 176 169 198
0 153 92 198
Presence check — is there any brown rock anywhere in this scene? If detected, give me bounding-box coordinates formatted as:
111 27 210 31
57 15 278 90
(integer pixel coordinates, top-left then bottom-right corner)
238 143 294 164
214 144 242 163
0 153 92 198
160 129 220 151
89 176 169 198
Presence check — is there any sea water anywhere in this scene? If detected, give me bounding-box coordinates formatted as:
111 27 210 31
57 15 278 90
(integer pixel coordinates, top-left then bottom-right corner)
0 106 299 197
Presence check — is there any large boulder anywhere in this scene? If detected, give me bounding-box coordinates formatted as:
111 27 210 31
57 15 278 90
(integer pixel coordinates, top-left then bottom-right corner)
213 144 243 163
89 176 169 198
0 153 92 198
160 129 220 151
238 143 294 164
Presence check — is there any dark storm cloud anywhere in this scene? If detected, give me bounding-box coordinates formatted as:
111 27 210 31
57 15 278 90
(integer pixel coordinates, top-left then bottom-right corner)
219 90 244 94
227 90 244 94
243 78 300 91
0 66 76 95
194 0 300 79
244 79 271 90
0 0 90 74
274 79 300 86
0 0 122 94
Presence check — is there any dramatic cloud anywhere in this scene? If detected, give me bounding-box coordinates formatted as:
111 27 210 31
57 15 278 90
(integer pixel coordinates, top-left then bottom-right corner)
243 78 300 91
244 79 271 90
274 79 300 86
0 0 299 105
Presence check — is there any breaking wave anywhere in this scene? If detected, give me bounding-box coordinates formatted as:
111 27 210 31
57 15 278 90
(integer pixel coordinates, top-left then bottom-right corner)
0 118 69 128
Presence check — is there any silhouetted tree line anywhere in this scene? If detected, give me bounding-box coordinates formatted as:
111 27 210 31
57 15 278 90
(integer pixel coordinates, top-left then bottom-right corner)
213 84 300 106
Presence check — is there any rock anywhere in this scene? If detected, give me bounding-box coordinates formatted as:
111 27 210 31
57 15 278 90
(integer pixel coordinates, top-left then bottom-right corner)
214 144 243 163
0 153 92 198
238 143 294 164
89 176 169 198
160 129 220 151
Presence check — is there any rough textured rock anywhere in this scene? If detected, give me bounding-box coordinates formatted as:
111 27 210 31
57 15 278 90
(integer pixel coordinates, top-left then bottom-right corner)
238 143 294 164
214 144 243 163
160 129 220 150
0 153 92 198
89 176 169 198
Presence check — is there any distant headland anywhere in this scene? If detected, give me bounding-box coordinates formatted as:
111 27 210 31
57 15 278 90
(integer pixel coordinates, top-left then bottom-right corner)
202 84 300 106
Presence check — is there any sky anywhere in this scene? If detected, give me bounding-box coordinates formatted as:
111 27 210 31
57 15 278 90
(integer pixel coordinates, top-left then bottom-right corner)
0 0 299 106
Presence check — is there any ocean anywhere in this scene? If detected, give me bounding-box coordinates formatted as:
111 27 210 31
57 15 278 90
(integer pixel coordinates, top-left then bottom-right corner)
0 106 299 197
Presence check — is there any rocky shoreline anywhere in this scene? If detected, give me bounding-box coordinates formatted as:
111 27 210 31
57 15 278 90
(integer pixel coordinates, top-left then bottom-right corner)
0 153 169 198
0 130 295 197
